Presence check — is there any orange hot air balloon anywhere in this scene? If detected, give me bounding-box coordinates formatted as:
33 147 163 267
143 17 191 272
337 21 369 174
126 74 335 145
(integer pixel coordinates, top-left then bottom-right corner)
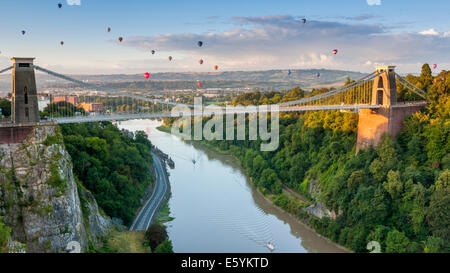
214 65 219 71
144 72 150 79
197 81 203 88
168 56 173 61
199 59 204 65
118 37 123 42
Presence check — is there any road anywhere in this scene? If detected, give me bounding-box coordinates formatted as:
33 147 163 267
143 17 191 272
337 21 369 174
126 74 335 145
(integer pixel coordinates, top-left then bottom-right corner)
130 153 170 231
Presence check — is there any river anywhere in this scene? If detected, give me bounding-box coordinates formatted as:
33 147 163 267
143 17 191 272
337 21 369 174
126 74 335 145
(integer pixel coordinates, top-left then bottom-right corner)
118 119 347 253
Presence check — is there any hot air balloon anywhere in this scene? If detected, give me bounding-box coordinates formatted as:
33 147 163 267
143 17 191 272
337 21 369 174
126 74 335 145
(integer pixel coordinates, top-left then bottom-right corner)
197 81 203 88
151 50 156 55
107 27 111 33
168 56 173 61
21 30 26 35
58 3 62 8
301 19 306 24
118 37 123 42
60 41 64 46
198 41 203 47
199 59 204 65
214 65 219 71
144 72 150 79
332 49 338 55
288 69 292 76
433 64 437 69
317 73 321 78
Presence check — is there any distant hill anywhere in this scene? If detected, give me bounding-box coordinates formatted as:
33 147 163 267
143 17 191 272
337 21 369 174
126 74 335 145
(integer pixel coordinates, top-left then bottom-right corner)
0 69 365 95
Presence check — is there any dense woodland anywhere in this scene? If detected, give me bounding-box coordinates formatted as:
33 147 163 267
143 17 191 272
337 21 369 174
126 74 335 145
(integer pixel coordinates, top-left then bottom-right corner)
60 122 154 225
166 64 449 253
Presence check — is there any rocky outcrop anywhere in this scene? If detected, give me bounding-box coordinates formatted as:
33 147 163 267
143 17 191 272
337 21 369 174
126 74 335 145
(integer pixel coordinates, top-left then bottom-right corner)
152 146 175 169
0 125 112 252
303 180 335 220
78 186 113 248
305 202 333 219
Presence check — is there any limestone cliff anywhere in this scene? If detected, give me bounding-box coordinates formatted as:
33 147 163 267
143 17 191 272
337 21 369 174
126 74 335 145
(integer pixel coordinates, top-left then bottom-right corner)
0 125 112 253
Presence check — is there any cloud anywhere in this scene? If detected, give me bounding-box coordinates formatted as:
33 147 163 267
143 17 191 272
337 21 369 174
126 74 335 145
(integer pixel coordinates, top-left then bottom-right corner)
419 28 440 36
119 15 450 73
344 14 376 21
67 0 81 5
366 0 381 6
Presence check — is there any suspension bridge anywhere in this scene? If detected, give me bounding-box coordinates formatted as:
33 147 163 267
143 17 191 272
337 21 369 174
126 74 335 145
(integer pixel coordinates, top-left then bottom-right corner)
0 57 428 150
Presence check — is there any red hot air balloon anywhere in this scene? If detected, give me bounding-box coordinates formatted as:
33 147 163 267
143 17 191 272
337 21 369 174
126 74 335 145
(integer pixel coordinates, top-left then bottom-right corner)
332 49 338 55
168 56 173 61
199 59 204 65
214 65 219 71
197 82 203 88
118 37 123 42
144 72 150 79
433 64 437 69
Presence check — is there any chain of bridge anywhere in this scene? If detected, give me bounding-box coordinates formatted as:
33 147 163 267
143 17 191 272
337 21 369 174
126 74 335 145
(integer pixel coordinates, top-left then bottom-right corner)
0 65 427 124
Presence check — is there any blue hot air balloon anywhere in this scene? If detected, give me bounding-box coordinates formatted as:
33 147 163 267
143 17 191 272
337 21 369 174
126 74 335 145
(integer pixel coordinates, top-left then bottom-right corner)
288 69 292 76
197 41 203 47
301 18 306 24
21 30 26 35
151 50 156 55
58 3 62 8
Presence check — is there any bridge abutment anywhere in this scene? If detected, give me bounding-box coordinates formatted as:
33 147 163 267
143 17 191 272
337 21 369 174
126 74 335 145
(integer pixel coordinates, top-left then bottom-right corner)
356 104 425 152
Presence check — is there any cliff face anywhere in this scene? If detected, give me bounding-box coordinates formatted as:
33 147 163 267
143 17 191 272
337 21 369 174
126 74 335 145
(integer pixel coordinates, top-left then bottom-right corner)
0 125 112 253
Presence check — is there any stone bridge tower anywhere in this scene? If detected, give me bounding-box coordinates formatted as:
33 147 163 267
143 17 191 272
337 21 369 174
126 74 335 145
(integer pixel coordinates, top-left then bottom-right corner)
11 57 40 124
356 66 425 152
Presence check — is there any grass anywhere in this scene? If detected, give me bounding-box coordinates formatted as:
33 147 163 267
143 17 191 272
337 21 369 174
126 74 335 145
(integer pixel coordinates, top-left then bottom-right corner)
154 203 174 224
156 125 171 134
105 231 150 253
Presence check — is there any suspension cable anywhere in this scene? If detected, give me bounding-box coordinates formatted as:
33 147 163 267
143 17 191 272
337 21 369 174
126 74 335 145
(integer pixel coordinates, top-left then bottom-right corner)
0 66 13 74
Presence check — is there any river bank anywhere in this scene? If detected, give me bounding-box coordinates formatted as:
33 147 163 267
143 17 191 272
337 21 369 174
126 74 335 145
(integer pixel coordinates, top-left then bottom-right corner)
156 125 350 253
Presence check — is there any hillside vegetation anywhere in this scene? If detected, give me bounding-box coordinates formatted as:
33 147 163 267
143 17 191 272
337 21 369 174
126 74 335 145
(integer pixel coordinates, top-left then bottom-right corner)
60 122 154 226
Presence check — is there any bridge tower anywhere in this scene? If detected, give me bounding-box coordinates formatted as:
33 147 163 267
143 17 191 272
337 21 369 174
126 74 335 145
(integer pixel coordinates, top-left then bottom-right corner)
356 66 424 152
11 57 40 124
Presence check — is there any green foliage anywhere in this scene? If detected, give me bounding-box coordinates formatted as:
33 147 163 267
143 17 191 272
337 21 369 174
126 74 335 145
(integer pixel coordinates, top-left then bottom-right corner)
60 122 153 225
47 164 67 193
385 230 410 253
0 99 11 117
154 239 174 253
41 101 85 118
0 217 12 253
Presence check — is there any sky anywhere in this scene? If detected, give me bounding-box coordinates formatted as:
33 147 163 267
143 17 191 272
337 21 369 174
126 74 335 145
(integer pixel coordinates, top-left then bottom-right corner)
0 0 449 74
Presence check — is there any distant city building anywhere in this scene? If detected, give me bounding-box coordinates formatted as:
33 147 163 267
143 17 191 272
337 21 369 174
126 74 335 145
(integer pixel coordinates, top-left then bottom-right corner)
77 102 103 113
51 96 78 105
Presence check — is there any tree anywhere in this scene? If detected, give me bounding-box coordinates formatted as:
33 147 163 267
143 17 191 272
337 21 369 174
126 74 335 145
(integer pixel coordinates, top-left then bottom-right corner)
385 230 410 253
145 224 168 251
154 239 174 253
0 99 11 117
419 64 433 91
426 187 450 245
382 170 403 199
